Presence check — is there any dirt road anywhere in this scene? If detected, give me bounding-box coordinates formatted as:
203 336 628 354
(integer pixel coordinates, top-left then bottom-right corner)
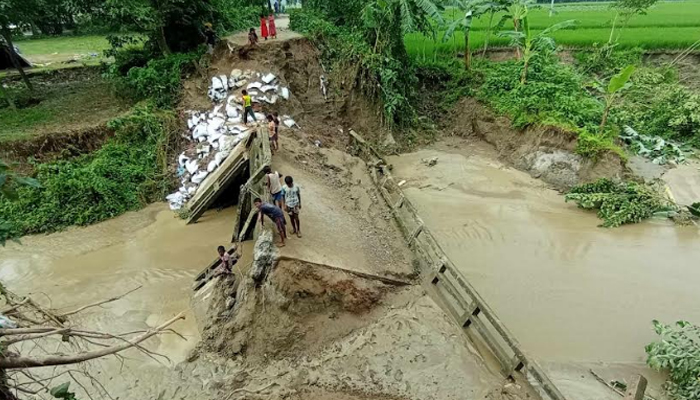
225 14 302 47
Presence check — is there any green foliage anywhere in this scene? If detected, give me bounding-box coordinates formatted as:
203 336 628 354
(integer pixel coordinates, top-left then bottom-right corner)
617 67 700 147
414 57 479 118
576 128 625 160
51 382 79 400
646 320 700 400
108 51 200 107
0 159 40 246
212 0 259 34
574 44 643 76
0 105 179 236
290 8 417 127
565 178 669 227
479 54 602 130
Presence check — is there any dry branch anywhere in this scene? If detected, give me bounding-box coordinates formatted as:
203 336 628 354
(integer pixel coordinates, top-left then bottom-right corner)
57 286 142 318
0 312 185 369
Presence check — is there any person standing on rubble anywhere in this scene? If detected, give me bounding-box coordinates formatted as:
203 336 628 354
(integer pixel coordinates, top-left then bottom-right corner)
267 114 279 153
264 166 284 209
254 198 287 247
241 90 257 125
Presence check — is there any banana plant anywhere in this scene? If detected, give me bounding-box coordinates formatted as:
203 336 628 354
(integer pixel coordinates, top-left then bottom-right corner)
443 0 489 69
594 64 636 134
480 0 513 56
499 17 575 83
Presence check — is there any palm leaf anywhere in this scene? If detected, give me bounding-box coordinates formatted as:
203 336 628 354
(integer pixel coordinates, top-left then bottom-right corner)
538 19 576 36
415 0 445 24
442 19 462 41
398 0 417 34
608 64 636 94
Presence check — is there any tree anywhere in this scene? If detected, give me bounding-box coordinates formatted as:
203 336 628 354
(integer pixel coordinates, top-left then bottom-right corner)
103 0 216 55
479 0 511 56
443 0 486 69
362 0 444 58
0 0 40 90
594 64 635 133
608 0 658 44
499 13 574 84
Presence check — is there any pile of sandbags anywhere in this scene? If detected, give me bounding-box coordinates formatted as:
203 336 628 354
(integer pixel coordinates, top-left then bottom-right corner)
166 68 294 211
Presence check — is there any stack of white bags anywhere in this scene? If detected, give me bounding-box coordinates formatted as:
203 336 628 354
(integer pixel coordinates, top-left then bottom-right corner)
166 69 295 211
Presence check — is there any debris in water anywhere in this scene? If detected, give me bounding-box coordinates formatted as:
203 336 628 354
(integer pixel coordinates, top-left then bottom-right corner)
422 157 438 167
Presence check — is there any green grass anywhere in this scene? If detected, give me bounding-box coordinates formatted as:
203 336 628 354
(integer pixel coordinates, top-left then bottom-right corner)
14 35 111 65
408 1 700 57
0 77 130 143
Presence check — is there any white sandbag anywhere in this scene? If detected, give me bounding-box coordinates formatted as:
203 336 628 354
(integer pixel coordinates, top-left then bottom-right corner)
265 95 278 104
211 76 225 90
211 140 220 150
261 84 277 93
186 159 199 174
215 151 228 165
187 186 197 195
283 119 296 128
280 87 290 100
208 117 225 136
230 69 242 79
208 131 223 145
254 112 265 121
227 116 242 125
207 160 219 172
178 153 189 166
193 124 208 139
191 171 209 184
235 79 247 88
262 73 276 84
226 103 239 118
196 145 211 155
247 82 263 90
197 136 207 142
219 75 228 89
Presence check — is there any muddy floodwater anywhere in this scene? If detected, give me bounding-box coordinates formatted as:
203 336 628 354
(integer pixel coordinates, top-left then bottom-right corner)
390 139 700 364
0 204 236 363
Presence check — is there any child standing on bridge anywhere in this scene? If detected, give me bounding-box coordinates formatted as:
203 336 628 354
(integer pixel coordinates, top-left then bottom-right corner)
264 166 284 209
282 176 302 238
254 198 287 247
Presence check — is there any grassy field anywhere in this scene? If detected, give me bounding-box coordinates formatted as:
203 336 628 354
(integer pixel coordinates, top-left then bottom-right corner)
406 0 700 58
14 35 111 66
0 76 129 143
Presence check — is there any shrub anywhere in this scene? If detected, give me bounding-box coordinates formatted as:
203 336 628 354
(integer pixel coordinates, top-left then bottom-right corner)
575 128 626 160
213 0 259 33
479 54 603 131
565 178 669 227
575 44 644 76
109 51 201 107
0 105 179 236
646 320 700 400
617 67 700 147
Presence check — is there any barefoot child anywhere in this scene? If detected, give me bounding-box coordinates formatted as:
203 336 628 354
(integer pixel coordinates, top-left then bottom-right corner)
214 246 233 277
248 28 258 46
282 176 302 238
263 166 284 209
267 114 279 153
254 198 287 246
268 14 277 39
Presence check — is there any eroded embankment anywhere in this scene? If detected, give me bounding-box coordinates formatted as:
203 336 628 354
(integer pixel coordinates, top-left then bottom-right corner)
192 231 534 400
445 98 627 190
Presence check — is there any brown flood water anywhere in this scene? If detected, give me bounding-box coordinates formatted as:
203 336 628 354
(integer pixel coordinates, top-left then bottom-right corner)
0 203 236 363
389 139 700 364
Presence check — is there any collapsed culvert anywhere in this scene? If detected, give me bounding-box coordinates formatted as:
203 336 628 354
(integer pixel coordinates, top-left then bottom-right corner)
195 231 407 362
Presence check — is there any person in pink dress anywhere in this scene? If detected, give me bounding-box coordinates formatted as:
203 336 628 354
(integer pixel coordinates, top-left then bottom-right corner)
260 15 269 41
268 14 277 39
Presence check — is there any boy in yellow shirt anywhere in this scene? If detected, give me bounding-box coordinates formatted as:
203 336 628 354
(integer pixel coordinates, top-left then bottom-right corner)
241 90 257 125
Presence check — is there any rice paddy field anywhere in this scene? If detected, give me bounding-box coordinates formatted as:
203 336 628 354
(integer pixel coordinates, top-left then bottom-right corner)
405 0 700 58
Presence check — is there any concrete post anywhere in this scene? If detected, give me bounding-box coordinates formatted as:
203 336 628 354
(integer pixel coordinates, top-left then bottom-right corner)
623 375 647 400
